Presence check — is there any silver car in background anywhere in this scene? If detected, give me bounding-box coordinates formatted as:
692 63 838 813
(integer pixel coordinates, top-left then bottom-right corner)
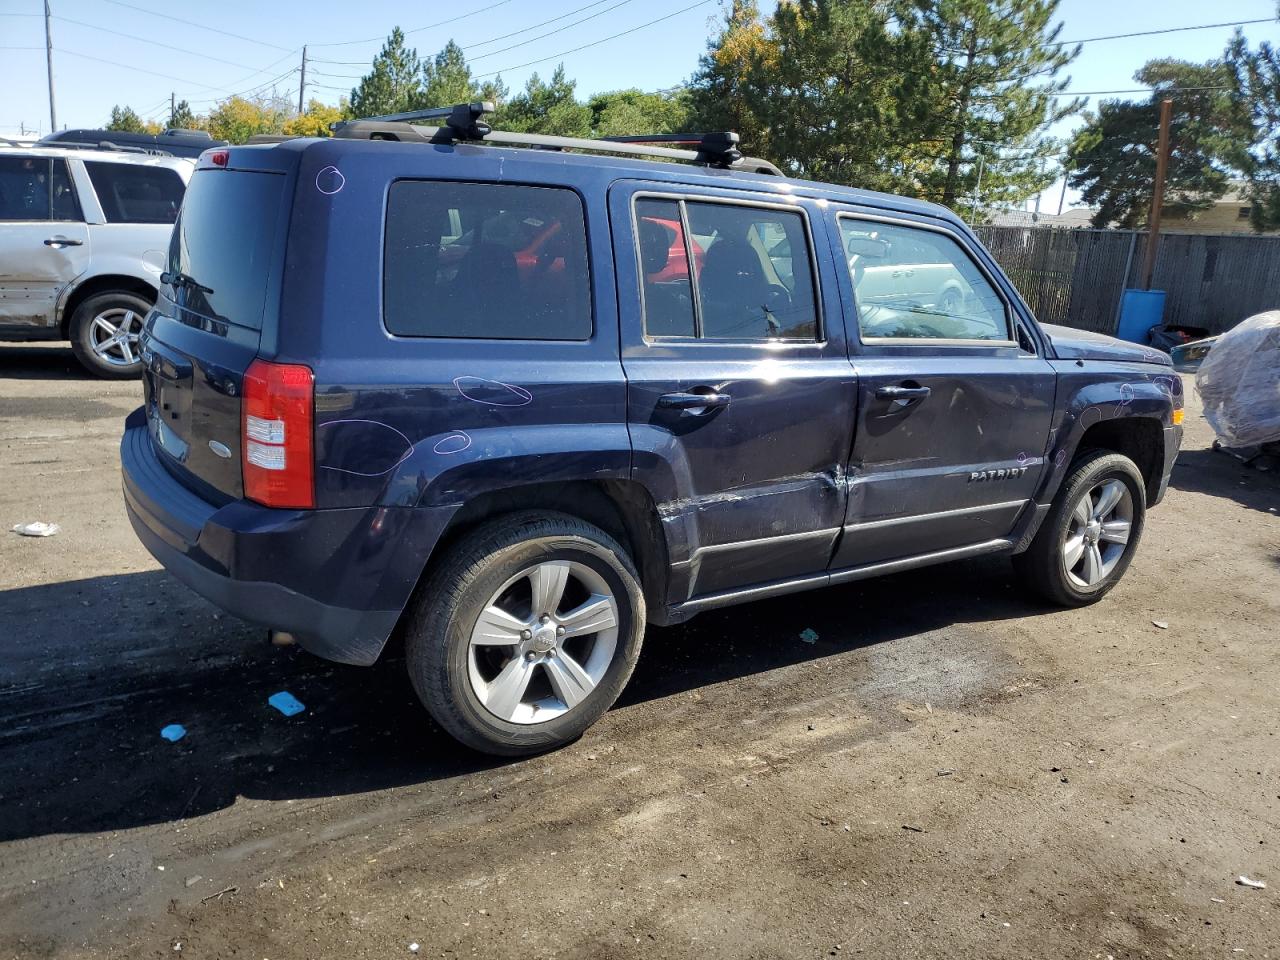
0 143 194 378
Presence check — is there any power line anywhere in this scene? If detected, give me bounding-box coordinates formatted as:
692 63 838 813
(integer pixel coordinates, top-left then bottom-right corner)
51 14 268 72
469 0 637 63
96 0 293 52
1056 18 1275 47
1050 85 1236 96
474 0 716 79
308 0 516 49
310 0 624 65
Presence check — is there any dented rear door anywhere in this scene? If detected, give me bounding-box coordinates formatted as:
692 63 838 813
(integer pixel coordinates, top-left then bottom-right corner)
609 179 856 602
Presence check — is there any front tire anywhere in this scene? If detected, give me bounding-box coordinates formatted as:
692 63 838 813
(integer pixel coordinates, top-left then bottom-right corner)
1013 450 1146 607
405 512 645 756
69 291 151 379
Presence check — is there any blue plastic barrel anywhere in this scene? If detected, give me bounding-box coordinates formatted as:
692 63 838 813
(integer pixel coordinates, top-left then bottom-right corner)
1117 289 1166 344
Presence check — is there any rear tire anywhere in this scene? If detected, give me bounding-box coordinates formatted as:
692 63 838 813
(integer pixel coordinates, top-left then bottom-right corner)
69 291 151 379
1013 450 1146 607
405 511 645 756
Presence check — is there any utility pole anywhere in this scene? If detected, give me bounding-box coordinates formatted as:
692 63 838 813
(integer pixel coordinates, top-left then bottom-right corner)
1056 171 1069 217
169 91 175 127
968 153 985 225
1140 98 1173 290
44 0 57 132
298 46 307 115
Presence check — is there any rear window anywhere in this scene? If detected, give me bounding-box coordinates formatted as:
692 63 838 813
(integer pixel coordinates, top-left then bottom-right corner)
165 169 285 329
384 181 591 340
85 161 185 224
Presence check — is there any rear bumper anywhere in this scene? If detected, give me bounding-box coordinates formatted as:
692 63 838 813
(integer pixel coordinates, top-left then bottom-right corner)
121 408 452 665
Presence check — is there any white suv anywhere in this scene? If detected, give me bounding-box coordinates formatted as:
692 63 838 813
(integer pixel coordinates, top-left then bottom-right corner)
0 144 194 377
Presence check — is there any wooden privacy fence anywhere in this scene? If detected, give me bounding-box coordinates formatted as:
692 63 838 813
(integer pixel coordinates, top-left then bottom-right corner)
973 225 1280 336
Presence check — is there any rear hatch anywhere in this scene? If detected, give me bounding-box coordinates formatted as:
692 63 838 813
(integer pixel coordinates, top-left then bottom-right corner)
142 148 295 502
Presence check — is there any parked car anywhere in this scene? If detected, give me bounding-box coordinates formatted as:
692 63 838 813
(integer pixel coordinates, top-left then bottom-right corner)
120 105 1183 755
39 127 227 160
0 143 193 377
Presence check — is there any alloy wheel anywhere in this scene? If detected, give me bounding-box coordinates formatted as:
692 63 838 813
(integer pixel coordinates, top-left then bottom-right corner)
467 560 620 724
1062 478 1133 588
89 307 144 366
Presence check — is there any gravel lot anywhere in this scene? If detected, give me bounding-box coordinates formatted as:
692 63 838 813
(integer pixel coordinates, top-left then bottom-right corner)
1 342 1278 960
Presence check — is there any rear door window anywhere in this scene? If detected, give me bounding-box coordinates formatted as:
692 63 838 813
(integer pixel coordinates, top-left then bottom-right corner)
384 181 592 340
84 161 185 224
635 195 819 342
0 156 80 221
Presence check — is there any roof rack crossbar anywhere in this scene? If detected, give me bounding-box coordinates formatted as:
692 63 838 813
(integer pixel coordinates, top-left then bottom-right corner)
332 104 781 175
335 101 494 144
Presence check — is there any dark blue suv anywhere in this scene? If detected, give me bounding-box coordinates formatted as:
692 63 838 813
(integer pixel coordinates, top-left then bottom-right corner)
121 104 1183 755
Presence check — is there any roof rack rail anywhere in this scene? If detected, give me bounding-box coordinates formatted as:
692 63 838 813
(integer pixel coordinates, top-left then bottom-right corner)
40 139 174 157
332 102 781 175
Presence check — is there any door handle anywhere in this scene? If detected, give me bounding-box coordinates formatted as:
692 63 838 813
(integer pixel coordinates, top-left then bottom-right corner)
657 391 731 412
44 237 83 247
876 384 931 406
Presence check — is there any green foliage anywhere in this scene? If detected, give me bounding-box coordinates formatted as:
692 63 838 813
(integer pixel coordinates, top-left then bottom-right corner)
1227 31 1280 231
419 40 478 109
1068 59 1251 227
206 96 289 144
350 27 423 117
106 105 147 133
688 0 1078 213
686 0 774 153
910 0 1081 209
168 100 198 130
494 66 592 136
283 98 351 137
587 88 692 137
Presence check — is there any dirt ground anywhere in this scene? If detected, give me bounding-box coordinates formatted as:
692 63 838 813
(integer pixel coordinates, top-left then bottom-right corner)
1 341 1277 960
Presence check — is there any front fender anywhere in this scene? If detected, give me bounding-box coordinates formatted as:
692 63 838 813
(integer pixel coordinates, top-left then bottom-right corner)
1037 360 1181 504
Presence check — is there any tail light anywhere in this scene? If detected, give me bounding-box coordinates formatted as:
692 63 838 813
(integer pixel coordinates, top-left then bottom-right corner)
242 359 314 509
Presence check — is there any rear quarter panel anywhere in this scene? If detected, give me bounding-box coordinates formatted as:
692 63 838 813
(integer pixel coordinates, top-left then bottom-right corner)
275 141 630 513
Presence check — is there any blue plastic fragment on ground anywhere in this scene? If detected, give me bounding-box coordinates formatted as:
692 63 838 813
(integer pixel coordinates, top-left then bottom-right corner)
160 724 186 742
799 628 820 644
268 691 305 717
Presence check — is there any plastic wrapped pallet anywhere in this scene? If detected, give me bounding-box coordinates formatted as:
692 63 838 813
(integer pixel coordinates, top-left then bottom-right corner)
1194 310 1280 447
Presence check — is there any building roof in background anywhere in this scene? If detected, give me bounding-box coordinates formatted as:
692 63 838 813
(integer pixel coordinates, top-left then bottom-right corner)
989 207 1099 228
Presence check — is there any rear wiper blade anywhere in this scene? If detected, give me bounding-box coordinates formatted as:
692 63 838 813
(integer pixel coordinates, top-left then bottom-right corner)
160 270 214 295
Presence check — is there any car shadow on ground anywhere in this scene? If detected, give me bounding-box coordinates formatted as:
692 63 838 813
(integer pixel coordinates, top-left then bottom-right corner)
0 343 93 381
1167 446 1280 516
0 555 1042 844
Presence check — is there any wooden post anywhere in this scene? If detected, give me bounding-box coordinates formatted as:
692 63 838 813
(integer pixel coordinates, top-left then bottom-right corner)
1140 98 1173 290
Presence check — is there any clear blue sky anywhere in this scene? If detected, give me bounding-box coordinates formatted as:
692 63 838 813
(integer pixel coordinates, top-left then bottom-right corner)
2 0 1278 208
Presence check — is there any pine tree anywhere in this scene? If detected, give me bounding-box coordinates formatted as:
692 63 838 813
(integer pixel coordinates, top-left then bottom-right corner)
912 0 1081 211
168 100 197 130
1068 59 1251 227
1227 31 1280 231
350 28 424 117
686 0 774 155
106 105 146 133
494 66 591 136
420 40 478 108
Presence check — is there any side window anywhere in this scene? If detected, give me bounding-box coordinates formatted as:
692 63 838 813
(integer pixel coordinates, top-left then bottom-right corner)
840 218 1009 342
50 159 81 221
384 181 592 340
83 161 185 224
0 156 52 221
635 196 819 342
635 198 696 337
